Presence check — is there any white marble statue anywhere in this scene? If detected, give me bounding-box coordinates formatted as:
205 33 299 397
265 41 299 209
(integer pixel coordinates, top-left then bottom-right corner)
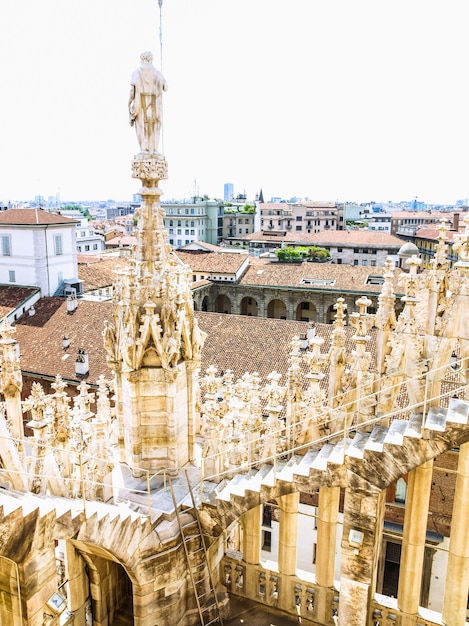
129 51 168 155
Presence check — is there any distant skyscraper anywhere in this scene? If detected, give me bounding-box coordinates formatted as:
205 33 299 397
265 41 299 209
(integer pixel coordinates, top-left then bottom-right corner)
224 183 234 202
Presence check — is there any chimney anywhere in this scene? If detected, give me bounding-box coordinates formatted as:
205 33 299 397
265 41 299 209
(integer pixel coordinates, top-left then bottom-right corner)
75 349 89 377
307 321 317 342
452 212 460 231
66 294 78 314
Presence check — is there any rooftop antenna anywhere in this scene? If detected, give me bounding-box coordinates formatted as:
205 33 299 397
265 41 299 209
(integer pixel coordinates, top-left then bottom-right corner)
158 0 164 71
158 0 165 154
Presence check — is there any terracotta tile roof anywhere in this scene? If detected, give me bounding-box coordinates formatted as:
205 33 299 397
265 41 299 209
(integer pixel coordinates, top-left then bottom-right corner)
15 298 114 384
391 210 454 219
191 279 212 289
0 285 38 308
74 251 402 295
0 285 39 320
175 251 248 275
78 257 129 292
242 229 404 247
198 313 314 383
260 203 290 211
77 254 105 265
179 241 223 252
77 255 213 293
105 226 126 235
304 230 405 246
260 201 337 210
199 312 375 385
239 260 404 294
0 208 77 225
13 297 374 388
105 235 137 248
415 227 463 242
105 236 137 247
299 201 337 208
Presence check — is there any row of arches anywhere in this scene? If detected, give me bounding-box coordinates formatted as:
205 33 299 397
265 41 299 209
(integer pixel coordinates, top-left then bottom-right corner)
196 294 375 323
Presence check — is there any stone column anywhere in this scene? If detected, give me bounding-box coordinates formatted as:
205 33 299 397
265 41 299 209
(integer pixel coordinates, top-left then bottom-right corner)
315 486 340 624
397 460 433 624
258 294 266 318
338 481 385 626
278 492 299 576
64 541 89 624
442 441 469 626
186 361 199 462
242 506 261 599
286 294 296 321
243 506 261 565
231 292 241 316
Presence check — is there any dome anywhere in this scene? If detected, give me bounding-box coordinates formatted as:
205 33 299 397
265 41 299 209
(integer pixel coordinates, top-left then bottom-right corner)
398 241 419 257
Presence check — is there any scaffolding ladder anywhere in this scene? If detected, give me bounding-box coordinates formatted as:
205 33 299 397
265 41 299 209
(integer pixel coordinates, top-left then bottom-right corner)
169 472 224 626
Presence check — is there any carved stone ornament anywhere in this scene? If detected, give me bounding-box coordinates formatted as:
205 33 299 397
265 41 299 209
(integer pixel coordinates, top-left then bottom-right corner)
131 156 168 181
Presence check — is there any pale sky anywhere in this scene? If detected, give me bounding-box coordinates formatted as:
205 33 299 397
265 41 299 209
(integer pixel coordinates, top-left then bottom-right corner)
0 1 467 205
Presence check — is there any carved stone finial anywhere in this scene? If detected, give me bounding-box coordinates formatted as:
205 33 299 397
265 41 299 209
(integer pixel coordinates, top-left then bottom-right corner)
399 254 423 300
453 214 469 265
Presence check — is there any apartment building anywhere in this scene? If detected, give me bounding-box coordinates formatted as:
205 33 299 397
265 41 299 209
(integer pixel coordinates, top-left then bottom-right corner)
260 201 343 234
162 198 223 247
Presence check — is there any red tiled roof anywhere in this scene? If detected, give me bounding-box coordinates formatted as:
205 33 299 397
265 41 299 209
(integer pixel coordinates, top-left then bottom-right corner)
302 230 404 246
0 208 78 225
13 296 374 387
199 312 372 384
239 259 403 294
175 251 248 275
415 227 463 242
179 241 223 252
391 210 455 219
0 285 38 308
260 201 337 209
15 298 114 384
0 285 39 320
241 230 404 247
105 236 136 247
78 257 129 292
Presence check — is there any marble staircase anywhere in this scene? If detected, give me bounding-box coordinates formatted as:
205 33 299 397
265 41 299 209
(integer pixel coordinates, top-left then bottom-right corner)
201 396 469 523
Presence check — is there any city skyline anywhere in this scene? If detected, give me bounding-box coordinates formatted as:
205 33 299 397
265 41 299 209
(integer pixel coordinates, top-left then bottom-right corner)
1 0 468 205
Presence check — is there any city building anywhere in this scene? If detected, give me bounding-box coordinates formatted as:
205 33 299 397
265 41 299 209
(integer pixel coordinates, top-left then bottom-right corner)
259 201 342 234
75 219 105 254
224 182 234 202
221 208 256 241
0 208 81 297
162 198 223 247
230 228 404 266
390 210 458 237
182 252 405 323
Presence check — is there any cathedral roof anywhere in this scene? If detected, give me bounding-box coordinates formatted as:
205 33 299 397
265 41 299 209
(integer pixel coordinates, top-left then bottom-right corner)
12 296 375 387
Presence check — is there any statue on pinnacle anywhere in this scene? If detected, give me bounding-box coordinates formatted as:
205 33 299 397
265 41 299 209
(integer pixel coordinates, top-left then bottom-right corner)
129 51 168 155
